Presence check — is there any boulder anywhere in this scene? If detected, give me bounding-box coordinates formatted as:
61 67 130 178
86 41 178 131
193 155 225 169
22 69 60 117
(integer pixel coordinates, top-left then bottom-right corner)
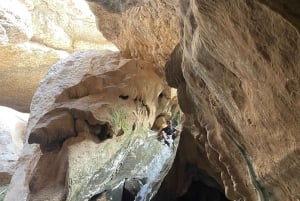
4 50 181 201
87 0 180 68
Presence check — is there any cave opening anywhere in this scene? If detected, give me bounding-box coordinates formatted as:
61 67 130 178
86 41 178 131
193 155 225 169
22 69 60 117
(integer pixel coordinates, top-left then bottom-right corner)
153 163 230 201
177 180 229 201
177 165 229 201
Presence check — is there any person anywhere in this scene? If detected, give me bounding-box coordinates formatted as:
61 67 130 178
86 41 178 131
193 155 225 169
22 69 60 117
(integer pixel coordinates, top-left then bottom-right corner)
160 120 181 146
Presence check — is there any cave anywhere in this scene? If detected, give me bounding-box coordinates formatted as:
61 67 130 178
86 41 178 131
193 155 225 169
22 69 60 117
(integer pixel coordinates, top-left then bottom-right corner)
1 0 299 201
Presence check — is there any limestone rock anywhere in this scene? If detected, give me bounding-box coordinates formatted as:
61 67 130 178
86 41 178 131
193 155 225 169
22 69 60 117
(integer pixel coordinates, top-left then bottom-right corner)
0 106 28 186
26 0 115 52
163 1 300 201
86 0 300 200
0 0 32 45
3 0 299 201
25 49 174 152
4 50 180 200
0 0 117 112
87 0 180 69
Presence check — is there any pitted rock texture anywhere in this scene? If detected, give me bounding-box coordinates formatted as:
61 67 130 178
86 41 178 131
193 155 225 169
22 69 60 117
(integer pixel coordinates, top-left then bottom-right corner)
163 0 300 201
0 106 28 186
87 0 180 69
0 0 117 112
85 0 299 200
27 49 173 152
4 50 180 200
3 0 300 201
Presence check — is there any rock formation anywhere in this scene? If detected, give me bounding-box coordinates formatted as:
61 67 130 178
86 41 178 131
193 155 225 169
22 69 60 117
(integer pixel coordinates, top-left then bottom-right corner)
0 0 117 112
3 0 300 201
0 106 28 200
168 1 300 200
86 0 300 201
4 50 181 200
87 0 180 69
0 106 28 185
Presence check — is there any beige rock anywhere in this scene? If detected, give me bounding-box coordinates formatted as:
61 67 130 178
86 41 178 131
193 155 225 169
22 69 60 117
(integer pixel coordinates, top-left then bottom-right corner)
3 0 299 201
27 49 172 151
164 1 300 201
86 0 300 200
0 0 33 45
4 50 178 200
0 106 28 185
0 0 117 112
20 0 115 52
87 0 180 69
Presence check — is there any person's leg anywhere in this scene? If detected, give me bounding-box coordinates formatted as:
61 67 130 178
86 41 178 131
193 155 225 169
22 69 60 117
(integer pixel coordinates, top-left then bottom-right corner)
172 134 176 140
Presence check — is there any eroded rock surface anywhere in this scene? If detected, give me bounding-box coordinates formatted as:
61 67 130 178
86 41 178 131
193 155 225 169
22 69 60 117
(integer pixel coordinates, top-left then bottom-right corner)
87 0 180 69
0 106 28 186
4 0 300 201
163 1 300 201
4 50 180 201
86 0 300 200
0 0 117 112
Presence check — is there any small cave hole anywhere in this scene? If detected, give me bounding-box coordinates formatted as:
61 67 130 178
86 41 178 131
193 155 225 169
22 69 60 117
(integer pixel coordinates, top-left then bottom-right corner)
178 180 229 201
158 92 164 99
247 118 252 125
119 95 129 100
132 122 136 131
97 123 113 141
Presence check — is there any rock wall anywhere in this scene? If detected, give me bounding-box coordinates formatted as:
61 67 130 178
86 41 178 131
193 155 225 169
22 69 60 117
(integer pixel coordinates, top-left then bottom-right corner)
87 0 300 201
3 0 300 201
0 0 117 112
165 1 300 201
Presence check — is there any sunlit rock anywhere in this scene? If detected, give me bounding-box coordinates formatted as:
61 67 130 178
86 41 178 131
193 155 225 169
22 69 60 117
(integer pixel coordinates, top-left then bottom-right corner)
87 0 180 69
0 0 32 45
87 0 300 200
0 0 117 112
4 50 180 200
0 106 28 186
3 0 299 200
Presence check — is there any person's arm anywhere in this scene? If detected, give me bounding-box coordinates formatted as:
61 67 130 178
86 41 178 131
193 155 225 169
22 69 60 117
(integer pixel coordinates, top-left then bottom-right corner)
161 130 168 140
172 128 181 137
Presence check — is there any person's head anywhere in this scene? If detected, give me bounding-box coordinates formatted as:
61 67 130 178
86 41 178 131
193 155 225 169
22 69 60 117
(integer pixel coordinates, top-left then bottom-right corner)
166 120 172 127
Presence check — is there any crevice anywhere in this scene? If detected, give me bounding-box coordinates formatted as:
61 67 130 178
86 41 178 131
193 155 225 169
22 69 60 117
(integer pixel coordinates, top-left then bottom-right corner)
141 100 150 117
158 92 164 99
213 106 274 200
119 95 129 100
222 125 274 201
133 96 150 117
